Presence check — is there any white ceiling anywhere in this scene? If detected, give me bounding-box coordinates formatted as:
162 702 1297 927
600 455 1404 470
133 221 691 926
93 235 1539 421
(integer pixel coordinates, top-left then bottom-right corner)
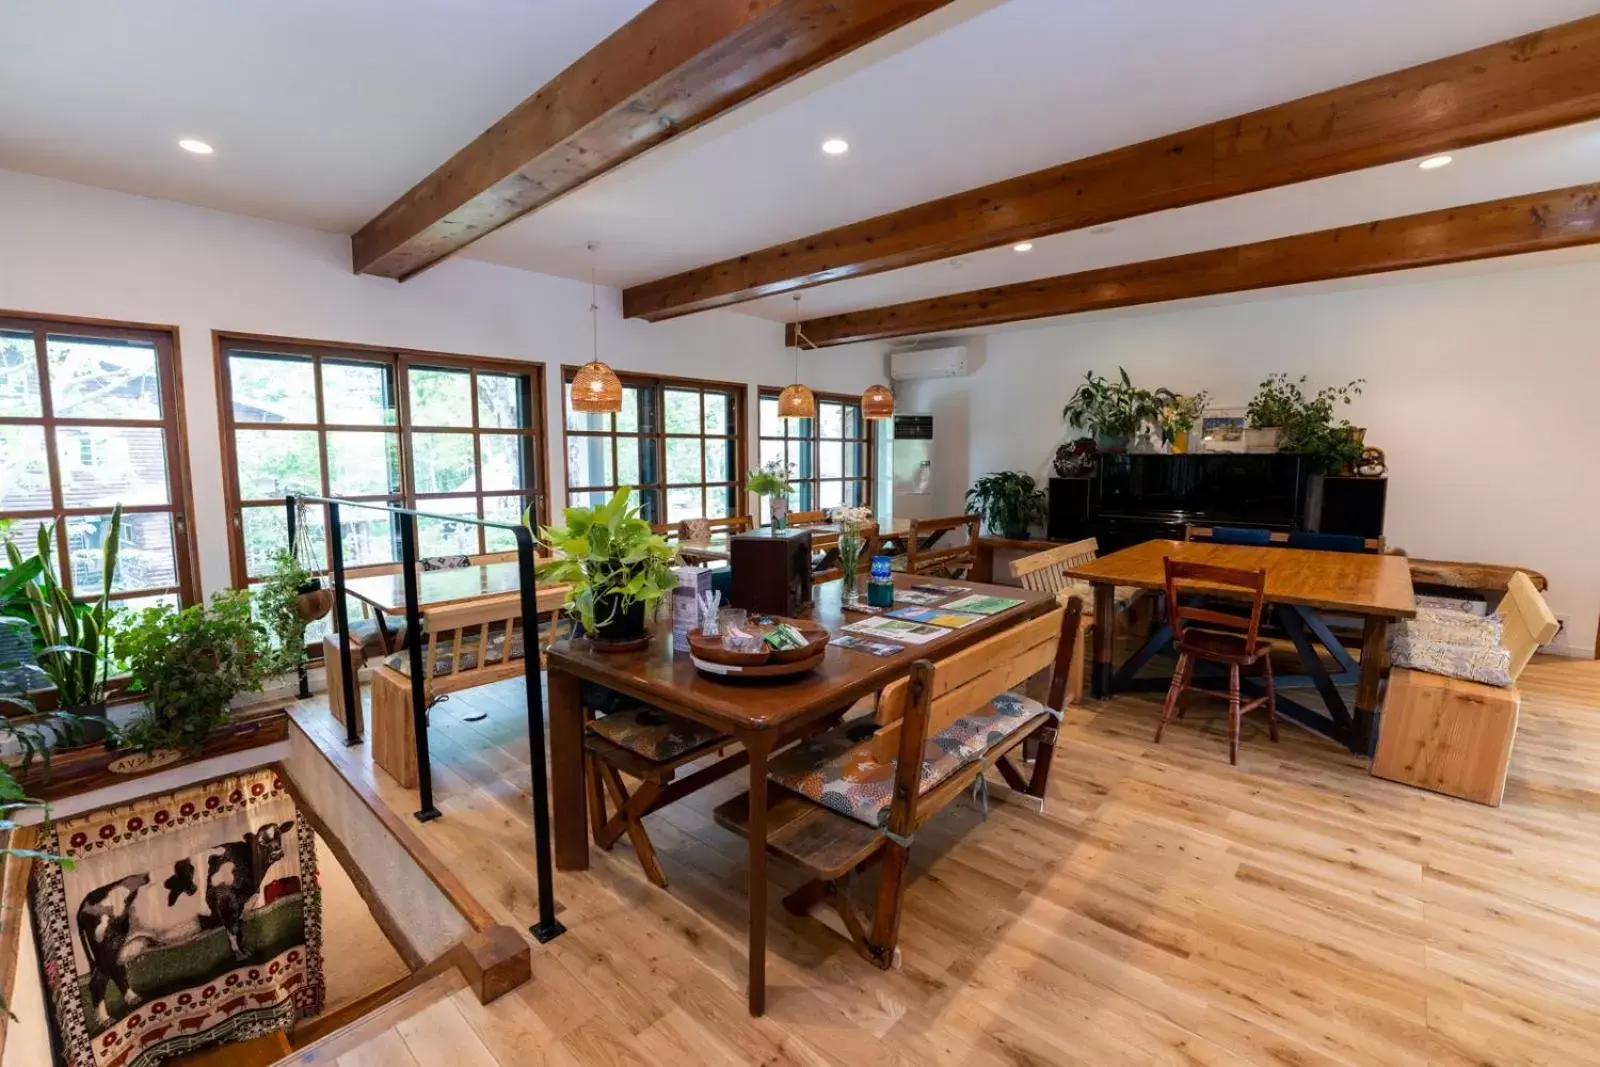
3 0 1598 331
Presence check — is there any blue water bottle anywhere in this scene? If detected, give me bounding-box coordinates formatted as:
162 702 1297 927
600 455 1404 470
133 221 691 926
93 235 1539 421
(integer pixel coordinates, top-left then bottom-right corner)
867 555 894 608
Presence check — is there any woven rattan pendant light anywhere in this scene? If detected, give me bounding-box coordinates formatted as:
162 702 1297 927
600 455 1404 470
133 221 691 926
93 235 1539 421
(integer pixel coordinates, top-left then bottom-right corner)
861 382 895 419
570 242 622 414
777 294 817 419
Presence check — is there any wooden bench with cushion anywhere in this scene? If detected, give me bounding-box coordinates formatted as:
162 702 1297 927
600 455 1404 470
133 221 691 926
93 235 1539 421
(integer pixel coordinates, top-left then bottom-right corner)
1372 571 1557 805
903 514 981 579
714 597 1083 970
370 594 530 787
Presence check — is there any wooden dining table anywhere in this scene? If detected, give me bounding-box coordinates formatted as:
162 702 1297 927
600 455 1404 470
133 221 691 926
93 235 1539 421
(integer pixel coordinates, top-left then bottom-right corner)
343 561 571 628
1069 540 1415 752
545 574 1056 1015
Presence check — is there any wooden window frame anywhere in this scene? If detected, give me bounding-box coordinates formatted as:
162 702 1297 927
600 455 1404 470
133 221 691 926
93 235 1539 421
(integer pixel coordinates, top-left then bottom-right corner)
757 387 874 517
214 331 549 587
560 366 746 524
0 310 200 606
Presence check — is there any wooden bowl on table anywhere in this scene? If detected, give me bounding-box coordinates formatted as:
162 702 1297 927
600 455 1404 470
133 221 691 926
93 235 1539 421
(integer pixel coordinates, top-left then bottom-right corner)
686 618 831 676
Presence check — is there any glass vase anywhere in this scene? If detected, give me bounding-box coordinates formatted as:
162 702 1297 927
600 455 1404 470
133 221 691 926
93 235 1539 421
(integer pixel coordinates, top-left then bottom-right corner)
838 530 862 606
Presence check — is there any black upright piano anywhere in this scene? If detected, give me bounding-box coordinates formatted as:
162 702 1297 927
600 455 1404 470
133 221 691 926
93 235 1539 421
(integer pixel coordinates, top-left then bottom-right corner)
1048 453 1385 552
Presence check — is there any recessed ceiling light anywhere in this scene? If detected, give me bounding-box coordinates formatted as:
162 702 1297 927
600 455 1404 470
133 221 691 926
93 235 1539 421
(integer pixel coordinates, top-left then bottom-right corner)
1418 154 1452 170
1012 242 1034 253
178 139 214 155
821 138 849 156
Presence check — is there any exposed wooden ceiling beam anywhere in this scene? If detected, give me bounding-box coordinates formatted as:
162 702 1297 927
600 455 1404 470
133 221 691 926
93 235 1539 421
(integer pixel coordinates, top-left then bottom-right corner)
626 15 1600 321
786 183 1600 346
352 0 959 280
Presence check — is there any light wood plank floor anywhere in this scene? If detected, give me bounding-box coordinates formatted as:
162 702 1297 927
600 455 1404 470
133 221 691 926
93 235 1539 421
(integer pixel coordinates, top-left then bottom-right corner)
295 655 1600 1067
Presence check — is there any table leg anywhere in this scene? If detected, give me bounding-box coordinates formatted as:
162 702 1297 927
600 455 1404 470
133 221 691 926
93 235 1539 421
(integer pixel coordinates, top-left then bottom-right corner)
548 666 589 871
1354 616 1390 755
1091 582 1115 699
745 731 774 1016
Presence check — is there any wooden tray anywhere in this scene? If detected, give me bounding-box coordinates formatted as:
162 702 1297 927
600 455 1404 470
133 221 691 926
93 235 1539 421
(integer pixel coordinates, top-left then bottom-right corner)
687 618 830 676
690 646 827 678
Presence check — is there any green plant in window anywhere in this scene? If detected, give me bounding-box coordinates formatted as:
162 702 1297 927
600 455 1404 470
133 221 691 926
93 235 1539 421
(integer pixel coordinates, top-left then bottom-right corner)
110 590 272 754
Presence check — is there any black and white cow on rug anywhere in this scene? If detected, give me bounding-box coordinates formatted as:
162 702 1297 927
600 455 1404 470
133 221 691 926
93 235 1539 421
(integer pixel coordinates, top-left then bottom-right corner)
75 820 296 1024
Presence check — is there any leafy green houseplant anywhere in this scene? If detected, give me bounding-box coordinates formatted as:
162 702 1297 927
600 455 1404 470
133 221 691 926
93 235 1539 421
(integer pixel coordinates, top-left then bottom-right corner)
110 589 272 754
256 549 320 679
1062 368 1157 450
1246 374 1366 472
533 489 678 648
4 507 121 742
966 472 1047 539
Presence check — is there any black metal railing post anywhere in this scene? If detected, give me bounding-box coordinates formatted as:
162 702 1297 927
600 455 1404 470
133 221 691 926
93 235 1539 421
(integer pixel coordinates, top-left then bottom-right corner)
285 495 311 699
399 512 440 821
516 524 564 943
326 501 360 746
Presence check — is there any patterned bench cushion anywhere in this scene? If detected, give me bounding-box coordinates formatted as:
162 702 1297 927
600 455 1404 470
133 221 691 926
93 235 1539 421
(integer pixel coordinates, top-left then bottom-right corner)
586 706 728 762
384 630 524 677
1389 607 1512 687
768 691 1052 829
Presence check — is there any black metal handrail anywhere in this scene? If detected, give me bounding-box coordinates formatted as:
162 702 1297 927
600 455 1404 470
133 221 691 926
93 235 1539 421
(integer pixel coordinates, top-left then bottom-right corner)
285 493 564 943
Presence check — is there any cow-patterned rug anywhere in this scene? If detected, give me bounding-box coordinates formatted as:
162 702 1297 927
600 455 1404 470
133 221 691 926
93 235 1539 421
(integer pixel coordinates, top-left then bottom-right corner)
29 766 324 1067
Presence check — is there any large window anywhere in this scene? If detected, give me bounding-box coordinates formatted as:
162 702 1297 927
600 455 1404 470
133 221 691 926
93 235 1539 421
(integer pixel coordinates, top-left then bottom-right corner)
0 315 196 606
563 369 743 524
217 335 545 585
757 390 871 521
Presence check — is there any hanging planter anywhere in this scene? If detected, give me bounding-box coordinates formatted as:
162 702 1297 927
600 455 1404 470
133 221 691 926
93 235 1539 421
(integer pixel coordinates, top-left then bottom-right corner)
294 578 333 621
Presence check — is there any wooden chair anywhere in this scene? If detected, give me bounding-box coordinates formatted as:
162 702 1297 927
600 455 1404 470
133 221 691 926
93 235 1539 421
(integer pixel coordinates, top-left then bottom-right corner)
1009 537 1100 702
904 514 981 578
787 510 829 526
1154 559 1278 766
369 594 531 787
715 598 1083 972
582 694 743 888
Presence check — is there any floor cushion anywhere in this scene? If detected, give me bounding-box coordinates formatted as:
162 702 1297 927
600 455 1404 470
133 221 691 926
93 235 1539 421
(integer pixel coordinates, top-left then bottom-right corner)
586 706 727 762
768 691 1052 829
1390 607 1513 687
384 629 524 677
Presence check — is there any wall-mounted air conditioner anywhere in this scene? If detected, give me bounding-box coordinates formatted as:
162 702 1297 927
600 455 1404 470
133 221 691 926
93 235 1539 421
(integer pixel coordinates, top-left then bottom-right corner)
889 345 968 381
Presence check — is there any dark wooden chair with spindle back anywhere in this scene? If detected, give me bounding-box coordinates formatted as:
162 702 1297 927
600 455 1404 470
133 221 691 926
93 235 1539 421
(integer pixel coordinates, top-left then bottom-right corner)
1155 558 1279 766
904 514 981 579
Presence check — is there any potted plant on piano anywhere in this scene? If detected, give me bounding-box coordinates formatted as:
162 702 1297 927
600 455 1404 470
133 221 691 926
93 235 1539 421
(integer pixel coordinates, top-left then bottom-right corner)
1062 367 1154 451
533 488 678 652
965 471 1046 540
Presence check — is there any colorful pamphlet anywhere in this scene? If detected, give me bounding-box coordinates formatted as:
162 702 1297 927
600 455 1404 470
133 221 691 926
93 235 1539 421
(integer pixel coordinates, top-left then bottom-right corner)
841 616 945 645
909 582 967 595
832 634 901 658
939 593 1024 616
889 588 947 606
886 607 985 629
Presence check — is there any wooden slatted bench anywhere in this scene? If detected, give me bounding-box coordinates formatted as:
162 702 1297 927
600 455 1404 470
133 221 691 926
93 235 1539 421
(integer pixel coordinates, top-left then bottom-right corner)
714 596 1083 969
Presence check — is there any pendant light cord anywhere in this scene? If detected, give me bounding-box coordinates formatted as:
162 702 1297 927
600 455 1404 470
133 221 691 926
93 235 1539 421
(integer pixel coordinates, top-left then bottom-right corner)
589 241 600 364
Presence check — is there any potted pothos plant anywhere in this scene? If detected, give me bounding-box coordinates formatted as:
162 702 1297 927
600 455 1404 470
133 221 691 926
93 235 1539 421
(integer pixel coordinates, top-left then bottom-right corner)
286 499 333 620
533 489 678 650
4 507 122 744
110 590 272 759
966 471 1046 539
1062 368 1156 451
257 549 323 679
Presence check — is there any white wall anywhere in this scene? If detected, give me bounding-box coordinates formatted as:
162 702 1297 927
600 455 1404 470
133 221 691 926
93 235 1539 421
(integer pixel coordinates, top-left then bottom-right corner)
0 169 883 596
895 256 1600 656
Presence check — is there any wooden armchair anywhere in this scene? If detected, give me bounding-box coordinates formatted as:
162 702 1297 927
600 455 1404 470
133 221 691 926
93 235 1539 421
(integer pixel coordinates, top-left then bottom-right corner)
678 515 754 544
904 514 981 579
1009 537 1100 702
787 510 829 526
715 598 1083 977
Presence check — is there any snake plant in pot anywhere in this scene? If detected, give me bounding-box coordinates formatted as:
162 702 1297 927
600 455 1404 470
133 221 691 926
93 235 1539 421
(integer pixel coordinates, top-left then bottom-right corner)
532 488 678 650
4 506 122 744
965 472 1046 539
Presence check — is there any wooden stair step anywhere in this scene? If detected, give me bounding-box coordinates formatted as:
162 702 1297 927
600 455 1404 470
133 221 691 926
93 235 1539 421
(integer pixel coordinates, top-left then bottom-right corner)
272 967 467 1065
713 786 881 880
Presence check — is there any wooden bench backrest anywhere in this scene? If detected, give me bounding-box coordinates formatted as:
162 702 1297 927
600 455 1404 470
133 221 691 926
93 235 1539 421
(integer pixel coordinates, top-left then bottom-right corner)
1500 570 1558 681
1010 537 1098 593
905 514 981 576
872 607 1065 764
788 510 829 526
812 523 879 584
421 593 525 695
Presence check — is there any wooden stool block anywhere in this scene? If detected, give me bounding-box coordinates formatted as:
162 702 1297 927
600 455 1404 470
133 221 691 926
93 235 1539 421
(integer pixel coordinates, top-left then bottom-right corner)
323 634 366 734
371 665 419 788
1372 667 1520 806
